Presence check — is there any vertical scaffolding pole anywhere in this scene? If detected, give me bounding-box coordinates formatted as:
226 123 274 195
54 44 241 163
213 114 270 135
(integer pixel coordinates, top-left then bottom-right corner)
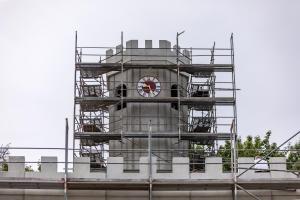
73 31 77 159
64 118 69 200
120 31 124 155
176 31 184 141
148 120 152 200
230 33 238 200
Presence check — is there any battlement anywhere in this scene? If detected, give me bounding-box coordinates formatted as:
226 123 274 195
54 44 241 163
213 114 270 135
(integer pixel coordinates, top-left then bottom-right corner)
0 156 297 180
105 40 191 64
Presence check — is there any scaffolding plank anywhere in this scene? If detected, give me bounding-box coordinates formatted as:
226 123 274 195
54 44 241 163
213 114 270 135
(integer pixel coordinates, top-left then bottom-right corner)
74 132 232 141
0 179 64 189
0 178 299 190
76 97 235 109
76 63 233 76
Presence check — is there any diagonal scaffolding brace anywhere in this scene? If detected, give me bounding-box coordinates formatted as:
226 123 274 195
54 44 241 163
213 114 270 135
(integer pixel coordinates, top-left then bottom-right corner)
238 130 300 178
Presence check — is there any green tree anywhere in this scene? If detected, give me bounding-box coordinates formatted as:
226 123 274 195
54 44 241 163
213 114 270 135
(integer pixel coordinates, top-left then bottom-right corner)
25 165 34 172
287 140 300 170
1 163 8 171
0 144 10 172
217 131 285 171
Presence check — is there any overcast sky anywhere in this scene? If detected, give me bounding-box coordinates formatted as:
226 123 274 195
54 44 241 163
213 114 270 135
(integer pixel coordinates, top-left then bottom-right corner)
0 0 299 166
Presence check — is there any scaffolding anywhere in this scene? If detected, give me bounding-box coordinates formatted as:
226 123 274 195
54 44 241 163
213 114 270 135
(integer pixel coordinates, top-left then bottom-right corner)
73 33 237 175
69 32 298 199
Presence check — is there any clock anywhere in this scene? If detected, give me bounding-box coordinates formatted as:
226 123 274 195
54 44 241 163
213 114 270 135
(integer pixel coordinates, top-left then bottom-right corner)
137 76 161 97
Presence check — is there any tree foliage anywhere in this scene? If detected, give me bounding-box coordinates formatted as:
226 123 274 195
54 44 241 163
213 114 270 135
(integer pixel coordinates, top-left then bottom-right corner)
25 165 34 172
287 140 300 170
0 144 10 171
217 131 291 171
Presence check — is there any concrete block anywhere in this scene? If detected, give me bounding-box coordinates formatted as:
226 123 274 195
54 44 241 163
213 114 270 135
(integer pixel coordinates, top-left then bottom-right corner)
107 157 123 179
106 49 113 57
269 157 296 178
126 40 138 49
41 156 57 174
205 157 223 176
73 157 90 174
116 44 122 53
183 49 190 57
139 156 149 176
269 157 286 171
159 40 171 49
238 157 255 179
172 157 189 179
8 156 25 177
145 40 152 48
70 157 105 179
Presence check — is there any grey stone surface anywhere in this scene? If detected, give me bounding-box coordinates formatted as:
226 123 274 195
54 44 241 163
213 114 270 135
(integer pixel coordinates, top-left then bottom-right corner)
0 156 299 199
106 40 190 171
1 156 297 180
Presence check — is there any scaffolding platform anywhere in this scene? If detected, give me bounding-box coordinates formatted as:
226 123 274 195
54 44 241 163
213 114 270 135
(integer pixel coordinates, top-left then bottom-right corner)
1 178 299 191
76 63 234 77
76 97 235 111
74 132 232 143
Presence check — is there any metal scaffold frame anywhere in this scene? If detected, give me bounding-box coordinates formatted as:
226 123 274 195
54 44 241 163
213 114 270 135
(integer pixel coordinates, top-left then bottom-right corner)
68 32 300 200
73 32 237 170
72 32 239 199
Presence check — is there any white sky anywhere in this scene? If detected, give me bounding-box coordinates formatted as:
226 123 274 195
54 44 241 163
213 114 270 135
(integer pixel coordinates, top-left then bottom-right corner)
0 0 299 167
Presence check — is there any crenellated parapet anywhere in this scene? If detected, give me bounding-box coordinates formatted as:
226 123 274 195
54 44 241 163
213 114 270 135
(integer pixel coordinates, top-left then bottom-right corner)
0 156 298 180
105 40 191 65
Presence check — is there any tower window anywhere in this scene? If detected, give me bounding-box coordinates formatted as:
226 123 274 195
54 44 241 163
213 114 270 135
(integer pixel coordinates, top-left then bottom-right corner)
115 84 127 110
171 84 178 110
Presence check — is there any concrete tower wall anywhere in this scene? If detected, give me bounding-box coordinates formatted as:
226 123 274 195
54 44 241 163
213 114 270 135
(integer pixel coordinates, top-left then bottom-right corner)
106 40 190 170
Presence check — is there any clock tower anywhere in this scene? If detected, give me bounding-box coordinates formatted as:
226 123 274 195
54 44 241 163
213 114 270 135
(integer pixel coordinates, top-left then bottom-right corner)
106 40 190 170
74 35 235 172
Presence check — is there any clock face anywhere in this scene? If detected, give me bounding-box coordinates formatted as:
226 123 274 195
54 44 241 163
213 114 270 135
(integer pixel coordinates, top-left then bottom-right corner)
137 76 161 97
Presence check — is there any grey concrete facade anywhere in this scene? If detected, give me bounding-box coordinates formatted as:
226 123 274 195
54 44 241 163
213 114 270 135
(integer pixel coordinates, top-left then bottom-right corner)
107 40 189 171
0 156 299 199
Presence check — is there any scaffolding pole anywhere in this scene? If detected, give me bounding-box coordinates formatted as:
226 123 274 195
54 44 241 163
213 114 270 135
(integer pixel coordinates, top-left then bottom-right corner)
64 118 69 200
229 33 238 200
121 31 124 139
148 120 153 200
176 31 184 141
73 31 77 159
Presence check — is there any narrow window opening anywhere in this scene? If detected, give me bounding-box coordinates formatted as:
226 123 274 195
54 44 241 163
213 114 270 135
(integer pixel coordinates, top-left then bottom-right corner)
171 84 178 110
116 84 127 110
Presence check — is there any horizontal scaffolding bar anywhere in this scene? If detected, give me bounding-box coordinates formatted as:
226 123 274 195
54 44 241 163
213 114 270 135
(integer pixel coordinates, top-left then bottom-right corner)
0 178 299 190
74 132 232 142
76 63 234 75
75 97 234 109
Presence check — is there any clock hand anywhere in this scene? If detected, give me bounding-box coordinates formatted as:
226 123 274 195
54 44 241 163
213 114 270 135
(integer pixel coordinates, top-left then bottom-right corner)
143 83 152 91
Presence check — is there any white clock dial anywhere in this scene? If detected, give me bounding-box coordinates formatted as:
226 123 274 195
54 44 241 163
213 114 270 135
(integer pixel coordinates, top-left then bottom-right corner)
137 76 161 97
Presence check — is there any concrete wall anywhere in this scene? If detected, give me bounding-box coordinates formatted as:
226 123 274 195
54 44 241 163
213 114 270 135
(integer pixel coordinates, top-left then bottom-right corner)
0 156 300 181
0 190 300 200
0 156 299 199
1 156 298 180
106 40 190 171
